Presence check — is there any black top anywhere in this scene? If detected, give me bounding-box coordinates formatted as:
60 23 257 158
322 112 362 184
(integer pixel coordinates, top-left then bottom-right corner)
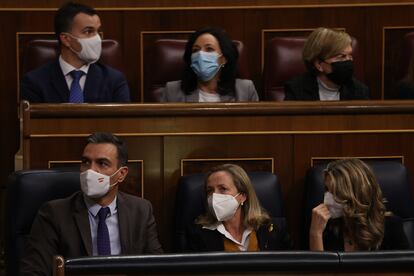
185 217 292 252
323 215 410 251
284 72 369 101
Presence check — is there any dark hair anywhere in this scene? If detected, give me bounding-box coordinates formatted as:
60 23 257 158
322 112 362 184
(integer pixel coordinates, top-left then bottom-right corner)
181 26 239 96
86 132 128 167
54 2 97 42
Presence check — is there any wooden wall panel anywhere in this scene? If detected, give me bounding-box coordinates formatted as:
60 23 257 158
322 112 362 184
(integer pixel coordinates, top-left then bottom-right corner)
181 158 274 176
3 0 414 8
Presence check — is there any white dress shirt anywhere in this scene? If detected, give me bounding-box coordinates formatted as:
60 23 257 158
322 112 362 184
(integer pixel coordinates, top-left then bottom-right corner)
203 222 252 251
59 55 90 91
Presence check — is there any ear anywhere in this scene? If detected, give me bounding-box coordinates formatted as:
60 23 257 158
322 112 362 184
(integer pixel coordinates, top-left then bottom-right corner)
60 33 72 48
219 55 227 66
313 59 324 73
240 193 247 205
117 166 129 183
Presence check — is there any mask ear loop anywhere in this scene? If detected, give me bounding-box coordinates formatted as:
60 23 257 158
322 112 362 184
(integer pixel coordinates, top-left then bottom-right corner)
63 32 82 54
109 166 125 187
233 193 245 206
217 53 226 68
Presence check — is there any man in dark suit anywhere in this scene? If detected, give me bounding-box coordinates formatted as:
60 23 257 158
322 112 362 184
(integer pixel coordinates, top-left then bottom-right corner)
20 132 162 275
21 2 130 103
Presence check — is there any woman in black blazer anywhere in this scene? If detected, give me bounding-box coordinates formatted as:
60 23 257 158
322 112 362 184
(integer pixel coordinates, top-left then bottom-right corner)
186 164 291 252
284 27 368 101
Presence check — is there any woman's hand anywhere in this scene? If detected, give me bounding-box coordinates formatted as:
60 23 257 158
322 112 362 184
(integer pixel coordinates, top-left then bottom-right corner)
309 203 331 251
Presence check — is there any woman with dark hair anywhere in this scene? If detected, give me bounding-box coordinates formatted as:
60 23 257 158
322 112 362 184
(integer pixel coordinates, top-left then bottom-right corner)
310 158 409 251
161 27 258 102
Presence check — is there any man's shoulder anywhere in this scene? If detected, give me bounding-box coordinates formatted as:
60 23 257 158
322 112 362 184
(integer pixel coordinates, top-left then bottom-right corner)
23 60 58 79
118 191 151 208
38 191 83 217
90 62 125 79
44 191 82 207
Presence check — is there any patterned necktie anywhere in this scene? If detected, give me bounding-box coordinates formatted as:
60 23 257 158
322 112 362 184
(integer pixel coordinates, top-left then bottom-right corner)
97 207 111 255
69 70 84 103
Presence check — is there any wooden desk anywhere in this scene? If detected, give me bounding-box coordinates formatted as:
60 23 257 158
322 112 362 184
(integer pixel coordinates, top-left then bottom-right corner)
54 251 414 276
22 100 414 250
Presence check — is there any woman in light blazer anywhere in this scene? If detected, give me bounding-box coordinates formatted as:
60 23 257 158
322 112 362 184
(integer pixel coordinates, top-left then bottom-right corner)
161 26 258 102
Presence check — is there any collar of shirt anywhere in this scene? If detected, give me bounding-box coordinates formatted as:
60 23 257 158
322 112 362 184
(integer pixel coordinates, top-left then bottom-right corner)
83 194 118 218
203 222 252 247
59 55 90 76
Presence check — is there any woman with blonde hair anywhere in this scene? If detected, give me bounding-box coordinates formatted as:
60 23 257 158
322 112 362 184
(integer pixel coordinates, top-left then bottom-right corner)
187 164 291 251
285 27 369 101
310 158 409 251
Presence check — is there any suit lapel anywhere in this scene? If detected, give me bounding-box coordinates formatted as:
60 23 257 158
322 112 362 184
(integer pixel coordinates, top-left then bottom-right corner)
73 193 93 256
84 63 103 102
339 80 354 100
304 74 321 100
201 228 224 251
117 192 130 254
51 61 70 102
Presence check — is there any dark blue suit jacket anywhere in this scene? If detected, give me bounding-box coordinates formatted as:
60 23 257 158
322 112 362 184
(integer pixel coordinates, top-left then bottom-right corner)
21 60 130 103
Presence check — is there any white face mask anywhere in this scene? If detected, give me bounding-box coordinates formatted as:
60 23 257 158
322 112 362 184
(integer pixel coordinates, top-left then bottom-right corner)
324 191 344 218
80 168 121 198
67 33 102 64
208 193 240 221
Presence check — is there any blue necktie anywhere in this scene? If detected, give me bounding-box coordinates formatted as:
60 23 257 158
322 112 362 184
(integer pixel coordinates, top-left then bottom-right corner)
69 70 84 103
97 207 111 255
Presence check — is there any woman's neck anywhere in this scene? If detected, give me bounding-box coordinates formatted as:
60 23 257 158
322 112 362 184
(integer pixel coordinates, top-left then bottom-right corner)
223 209 245 242
198 75 220 94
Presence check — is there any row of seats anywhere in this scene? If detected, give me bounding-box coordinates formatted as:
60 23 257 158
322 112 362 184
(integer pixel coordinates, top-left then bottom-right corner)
5 160 414 275
22 32 414 101
176 160 414 251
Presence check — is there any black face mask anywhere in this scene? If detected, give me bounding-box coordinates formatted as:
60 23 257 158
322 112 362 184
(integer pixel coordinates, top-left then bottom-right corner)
325 60 354 85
